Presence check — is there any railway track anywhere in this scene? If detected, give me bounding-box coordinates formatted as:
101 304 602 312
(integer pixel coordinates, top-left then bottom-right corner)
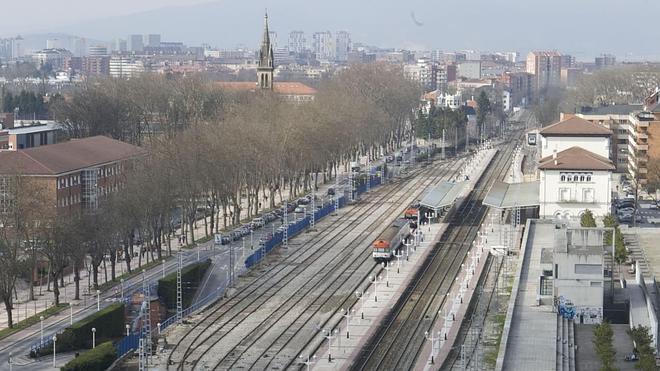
165 154 466 370
350 134 521 371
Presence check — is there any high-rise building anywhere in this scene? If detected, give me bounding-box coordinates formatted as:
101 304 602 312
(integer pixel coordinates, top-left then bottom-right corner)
312 31 335 61
457 61 482 79
288 31 306 54
595 54 616 69
335 31 351 62
72 37 87 57
127 35 144 53
46 38 61 50
526 51 562 91
144 34 161 48
113 38 127 53
268 31 278 49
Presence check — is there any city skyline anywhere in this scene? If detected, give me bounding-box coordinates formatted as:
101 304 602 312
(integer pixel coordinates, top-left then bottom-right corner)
1 0 660 61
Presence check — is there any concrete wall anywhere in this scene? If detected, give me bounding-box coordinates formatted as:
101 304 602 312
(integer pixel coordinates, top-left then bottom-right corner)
539 169 612 218
540 135 610 159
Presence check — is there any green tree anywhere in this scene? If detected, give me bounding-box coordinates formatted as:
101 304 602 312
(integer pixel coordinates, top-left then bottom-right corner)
580 209 597 227
627 325 656 371
476 91 491 139
593 321 617 371
602 214 629 266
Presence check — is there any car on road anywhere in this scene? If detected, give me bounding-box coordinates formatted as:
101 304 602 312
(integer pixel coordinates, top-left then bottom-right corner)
327 187 335 196
297 197 310 205
294 206 305 213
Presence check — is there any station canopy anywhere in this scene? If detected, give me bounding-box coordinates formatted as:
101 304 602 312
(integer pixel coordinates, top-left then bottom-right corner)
419 181 467 210
483 181 540 209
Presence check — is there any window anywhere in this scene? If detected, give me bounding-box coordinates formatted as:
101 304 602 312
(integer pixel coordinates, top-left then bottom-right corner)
579 175 585 182
559 188 570 202
583 188 595 203
561 175 566 182
586 175 592 182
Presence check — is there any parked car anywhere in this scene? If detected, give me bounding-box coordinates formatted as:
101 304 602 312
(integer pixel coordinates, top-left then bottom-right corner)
327 187 336 196
617 207 635 215
252 217 265 228
297 197 310 205
294 206 305 213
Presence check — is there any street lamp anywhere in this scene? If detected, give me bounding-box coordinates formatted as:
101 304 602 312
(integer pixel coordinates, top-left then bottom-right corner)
52 335 57 368
381 262 391 287
39 315 44 344
354 290 365 320
343 308 354 338
162 259 166 278
120 278 124 299
8 352 12 371
126 324 131 337
91 327 96 348
96 289 101 311
425 330 441 364
299 354 317 371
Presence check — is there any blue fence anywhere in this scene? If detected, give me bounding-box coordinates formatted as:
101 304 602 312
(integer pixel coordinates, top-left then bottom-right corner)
115 333 139 357
108 175 386 359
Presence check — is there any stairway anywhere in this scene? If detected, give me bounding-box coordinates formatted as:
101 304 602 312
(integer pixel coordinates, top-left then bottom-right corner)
556 315 576 371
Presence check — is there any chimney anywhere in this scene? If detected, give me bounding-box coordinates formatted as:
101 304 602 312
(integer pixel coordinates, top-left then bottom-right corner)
553 150 558 165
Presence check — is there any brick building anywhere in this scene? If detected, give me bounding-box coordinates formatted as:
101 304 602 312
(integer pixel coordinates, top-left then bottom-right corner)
0 136 145 213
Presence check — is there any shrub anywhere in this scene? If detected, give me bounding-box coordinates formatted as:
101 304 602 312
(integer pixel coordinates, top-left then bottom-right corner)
32 303 124 357
158 259 211 310
60 341 117 371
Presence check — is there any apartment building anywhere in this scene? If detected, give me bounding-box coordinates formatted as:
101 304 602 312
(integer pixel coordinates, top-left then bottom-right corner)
565 105 642 173
0 136 144 213
625 90 660 186
526 51 562 91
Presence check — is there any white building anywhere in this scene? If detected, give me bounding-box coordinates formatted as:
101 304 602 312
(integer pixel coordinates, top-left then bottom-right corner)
404 59 437 91
335 31 351 62
551 228 606 324
538 117 612 159
109 56 145 78
538 146 614 218
312 31 335 61
288 31 306 54
502 90 511 112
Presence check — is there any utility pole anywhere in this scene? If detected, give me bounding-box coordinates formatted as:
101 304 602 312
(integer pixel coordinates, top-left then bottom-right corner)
442 128 446 160
310 189 316 229
283 199 289 248
176 252 183 322
142 271 151 367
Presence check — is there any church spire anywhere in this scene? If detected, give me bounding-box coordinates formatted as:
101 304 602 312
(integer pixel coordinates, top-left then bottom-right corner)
257 10 274 90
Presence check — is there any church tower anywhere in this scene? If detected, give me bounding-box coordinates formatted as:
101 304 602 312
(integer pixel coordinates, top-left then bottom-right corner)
257 12 274 90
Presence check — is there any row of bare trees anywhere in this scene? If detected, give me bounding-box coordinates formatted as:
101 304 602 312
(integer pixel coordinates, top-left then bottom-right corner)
0 63 420 327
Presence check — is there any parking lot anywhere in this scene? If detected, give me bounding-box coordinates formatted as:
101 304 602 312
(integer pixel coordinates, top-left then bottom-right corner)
612 173 660 227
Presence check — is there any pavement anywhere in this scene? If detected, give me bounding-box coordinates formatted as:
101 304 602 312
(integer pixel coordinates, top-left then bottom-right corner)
499 220 557 371
574 324 636 371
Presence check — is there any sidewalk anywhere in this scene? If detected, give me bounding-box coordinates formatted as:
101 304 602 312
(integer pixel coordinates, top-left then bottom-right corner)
0 155 392 334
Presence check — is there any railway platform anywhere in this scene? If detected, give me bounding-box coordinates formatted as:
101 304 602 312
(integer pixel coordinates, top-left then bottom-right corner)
311 147 497 371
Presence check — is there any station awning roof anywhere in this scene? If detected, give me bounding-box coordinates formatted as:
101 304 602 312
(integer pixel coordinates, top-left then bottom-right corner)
419 181 467 210
483 181 540 208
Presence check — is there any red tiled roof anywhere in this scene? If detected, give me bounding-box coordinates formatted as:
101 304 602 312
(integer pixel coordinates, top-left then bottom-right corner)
214 81 317 95
0 136 145 175
538 146 615 171
539 117 612 136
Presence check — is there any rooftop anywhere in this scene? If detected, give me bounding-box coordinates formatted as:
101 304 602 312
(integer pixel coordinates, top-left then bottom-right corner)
539 116 612 136
0 136 145 175
578 104 643 116
214 81 317 95
0 122 62 135
483 181 540 209
538 146 615 171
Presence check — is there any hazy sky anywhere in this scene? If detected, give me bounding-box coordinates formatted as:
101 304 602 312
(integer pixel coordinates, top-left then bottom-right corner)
2 0 659 60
